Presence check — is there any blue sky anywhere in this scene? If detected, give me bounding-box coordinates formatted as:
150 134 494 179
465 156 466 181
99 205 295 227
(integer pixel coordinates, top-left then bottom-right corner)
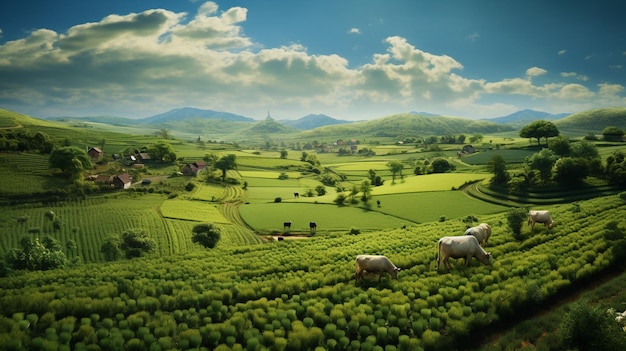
0 0 624 120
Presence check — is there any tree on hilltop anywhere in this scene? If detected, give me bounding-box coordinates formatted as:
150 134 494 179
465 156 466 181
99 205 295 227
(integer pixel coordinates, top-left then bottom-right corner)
520 120 559 146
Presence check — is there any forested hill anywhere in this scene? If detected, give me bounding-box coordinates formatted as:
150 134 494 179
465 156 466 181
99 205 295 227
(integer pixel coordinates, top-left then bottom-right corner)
300 113 515 138
554 107 626 132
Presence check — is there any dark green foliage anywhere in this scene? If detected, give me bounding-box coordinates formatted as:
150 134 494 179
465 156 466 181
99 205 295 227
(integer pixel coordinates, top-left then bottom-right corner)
0 130 54 153
120 228 157 258
100 235 122 261
487 154 509 186
315 185 326 196
191 223 221 249
334 193 346 205
602 126 625 142
519 120 559 146
274 197 282 203
4 236 66 271
147 141 177 163
607 151 626 185
506 207 528 240
185 182 195 191
560 300 626 351
215 154 237 181
430 158 455 173
49 146 92 179
553 157 589 186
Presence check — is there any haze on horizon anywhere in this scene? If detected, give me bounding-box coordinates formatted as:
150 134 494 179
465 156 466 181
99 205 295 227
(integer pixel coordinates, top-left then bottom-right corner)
0 0 625 121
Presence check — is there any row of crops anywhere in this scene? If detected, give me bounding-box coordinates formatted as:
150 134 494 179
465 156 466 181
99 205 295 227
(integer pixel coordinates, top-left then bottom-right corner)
1 195 624 350
0 188 263 262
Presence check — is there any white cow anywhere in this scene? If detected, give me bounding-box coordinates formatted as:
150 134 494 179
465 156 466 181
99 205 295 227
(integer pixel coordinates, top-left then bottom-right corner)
354 255 401 281
437 236 491 271
464 223 492 246
527 210 555 229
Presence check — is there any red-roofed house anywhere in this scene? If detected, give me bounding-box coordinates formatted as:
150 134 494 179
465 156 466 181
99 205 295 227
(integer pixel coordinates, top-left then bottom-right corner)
112 173 132 189
181 161 207 176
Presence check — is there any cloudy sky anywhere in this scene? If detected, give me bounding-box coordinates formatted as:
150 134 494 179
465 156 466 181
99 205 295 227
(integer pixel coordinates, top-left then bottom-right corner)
1 0 625 121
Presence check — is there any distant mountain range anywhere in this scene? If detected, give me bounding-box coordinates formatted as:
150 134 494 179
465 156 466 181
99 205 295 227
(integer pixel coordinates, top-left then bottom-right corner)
484 109 571 126
46 107 574 131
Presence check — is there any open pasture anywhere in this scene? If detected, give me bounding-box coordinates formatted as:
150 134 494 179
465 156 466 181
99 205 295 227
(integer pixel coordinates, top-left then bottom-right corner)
239 202 408 233
373 191 509 223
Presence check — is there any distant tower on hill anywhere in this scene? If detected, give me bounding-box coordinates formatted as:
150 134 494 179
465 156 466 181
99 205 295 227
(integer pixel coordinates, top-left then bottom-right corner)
266 110 273 121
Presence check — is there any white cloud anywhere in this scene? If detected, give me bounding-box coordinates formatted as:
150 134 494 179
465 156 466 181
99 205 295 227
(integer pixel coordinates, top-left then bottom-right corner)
558 49 567 55
560 72 589 81
0 1 622 120
349 28 360 35
526 67 547 77
467 32 480 41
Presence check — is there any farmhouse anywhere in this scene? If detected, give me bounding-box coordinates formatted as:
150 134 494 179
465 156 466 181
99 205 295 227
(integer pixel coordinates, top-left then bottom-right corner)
87 147 103 161
181 161 207 176
112 173 132 189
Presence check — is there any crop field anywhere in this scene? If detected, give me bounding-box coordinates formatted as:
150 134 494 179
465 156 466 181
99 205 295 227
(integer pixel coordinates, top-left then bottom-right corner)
0 153 67 195
461 149 537 165
370 173 491 194
1 195 624 350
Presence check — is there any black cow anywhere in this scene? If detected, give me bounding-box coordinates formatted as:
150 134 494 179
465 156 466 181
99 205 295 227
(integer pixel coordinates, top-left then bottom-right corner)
294 192 299 198
309 222 317 233
283 221 292 232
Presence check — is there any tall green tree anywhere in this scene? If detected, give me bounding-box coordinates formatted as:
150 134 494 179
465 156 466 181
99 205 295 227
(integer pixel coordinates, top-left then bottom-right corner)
360 180 372 203
520 120 560 146
49 146 92 180
387 160 404 184
487 154 509 186
526 149 558 185
215 154 237 181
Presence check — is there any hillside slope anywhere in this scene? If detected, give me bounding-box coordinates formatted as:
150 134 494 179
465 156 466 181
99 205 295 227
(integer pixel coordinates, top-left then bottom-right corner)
301 113 515 138
554 107 626 132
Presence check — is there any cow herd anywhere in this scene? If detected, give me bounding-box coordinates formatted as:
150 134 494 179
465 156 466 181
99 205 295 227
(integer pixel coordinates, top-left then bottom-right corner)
354 210 554 281
282 221 317 234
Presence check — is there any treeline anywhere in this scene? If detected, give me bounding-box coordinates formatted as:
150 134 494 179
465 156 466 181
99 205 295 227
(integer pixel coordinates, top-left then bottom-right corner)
0 130 54 153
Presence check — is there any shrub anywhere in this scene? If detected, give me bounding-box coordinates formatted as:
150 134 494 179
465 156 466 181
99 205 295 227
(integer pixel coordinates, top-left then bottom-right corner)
560 300 626 351
191 223 221 249
274 197 282 203
349 227 360 235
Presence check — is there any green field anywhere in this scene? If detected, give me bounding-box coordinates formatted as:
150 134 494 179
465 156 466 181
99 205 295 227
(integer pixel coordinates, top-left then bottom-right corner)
2 108 626 350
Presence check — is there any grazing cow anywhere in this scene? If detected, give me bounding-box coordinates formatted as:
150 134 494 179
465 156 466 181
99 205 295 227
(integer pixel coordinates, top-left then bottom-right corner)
464 223 492 246
354 255 401 281
294 192 299 198
437 236 491 271
527 210 555 229
309 222 317 233
283 221 292 232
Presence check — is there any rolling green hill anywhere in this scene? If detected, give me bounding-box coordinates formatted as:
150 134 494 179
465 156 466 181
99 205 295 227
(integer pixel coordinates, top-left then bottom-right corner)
554 107 626 134
300 113 515 139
